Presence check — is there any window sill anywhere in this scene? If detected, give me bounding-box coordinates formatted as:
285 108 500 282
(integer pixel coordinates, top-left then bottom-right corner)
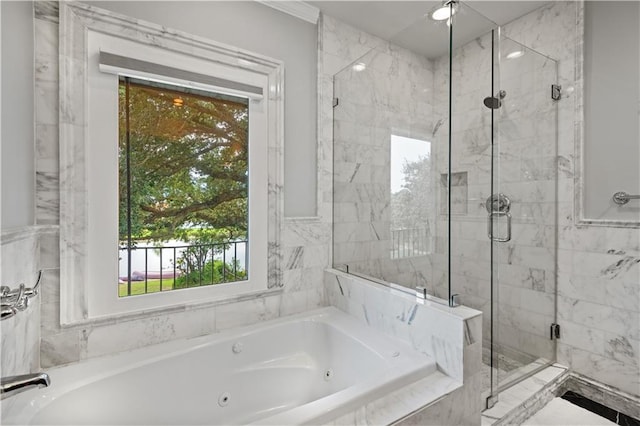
59 287 284 330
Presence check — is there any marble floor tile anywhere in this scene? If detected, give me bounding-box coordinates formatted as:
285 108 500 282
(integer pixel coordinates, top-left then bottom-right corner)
482 363 569 424
523 398 616 426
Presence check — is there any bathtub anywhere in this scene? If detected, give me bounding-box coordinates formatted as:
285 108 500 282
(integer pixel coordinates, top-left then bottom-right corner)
2 307 438 425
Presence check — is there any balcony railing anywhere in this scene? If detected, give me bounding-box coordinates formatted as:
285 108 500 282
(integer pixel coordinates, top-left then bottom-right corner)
390 228 429 259
118 240 247 297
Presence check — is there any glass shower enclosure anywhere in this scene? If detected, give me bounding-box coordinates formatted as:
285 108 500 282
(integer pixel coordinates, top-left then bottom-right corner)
331 1 558 405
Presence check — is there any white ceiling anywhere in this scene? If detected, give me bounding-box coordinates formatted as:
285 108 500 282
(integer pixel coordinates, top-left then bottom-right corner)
306 1 550 58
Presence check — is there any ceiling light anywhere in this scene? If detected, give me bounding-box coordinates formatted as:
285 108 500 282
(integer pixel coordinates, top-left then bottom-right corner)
352 62 366 72
431 5 456 21
506 50 524 59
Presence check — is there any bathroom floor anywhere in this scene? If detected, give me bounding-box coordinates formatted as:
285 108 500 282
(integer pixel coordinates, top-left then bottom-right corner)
523 398 616 425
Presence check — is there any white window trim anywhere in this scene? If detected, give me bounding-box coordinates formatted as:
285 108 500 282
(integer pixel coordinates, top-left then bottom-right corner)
59 3 284 325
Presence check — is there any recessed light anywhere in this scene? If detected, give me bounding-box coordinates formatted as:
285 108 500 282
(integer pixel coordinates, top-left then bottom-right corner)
352 62 366 72
431 5 456 21
506 50 524 59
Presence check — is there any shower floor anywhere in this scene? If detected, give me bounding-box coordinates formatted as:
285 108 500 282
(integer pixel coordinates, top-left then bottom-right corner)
481 347 547 395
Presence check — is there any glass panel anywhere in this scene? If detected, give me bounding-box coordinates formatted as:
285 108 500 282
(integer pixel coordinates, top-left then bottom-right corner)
332 13 443 296
494 36 558 391
330 1 558 407
443 2 500 402
118 77 249 297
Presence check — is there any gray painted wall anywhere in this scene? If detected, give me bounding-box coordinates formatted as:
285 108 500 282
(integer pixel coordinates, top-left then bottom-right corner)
584 1 640 221
1 1 35 230
0 0 318 227
90 1 318 217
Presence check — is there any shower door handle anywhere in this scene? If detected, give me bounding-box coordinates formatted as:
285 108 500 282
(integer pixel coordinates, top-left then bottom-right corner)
486 193 512 242
487 211 511 242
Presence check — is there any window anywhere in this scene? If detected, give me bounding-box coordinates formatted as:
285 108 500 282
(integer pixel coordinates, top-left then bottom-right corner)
390 135 433 259
118 78 249 297
59 3 283 324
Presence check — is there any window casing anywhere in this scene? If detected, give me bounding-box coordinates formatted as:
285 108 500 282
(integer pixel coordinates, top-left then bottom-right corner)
59 3 283 324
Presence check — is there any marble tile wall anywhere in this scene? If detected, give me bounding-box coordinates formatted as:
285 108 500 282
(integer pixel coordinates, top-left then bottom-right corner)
502 1 640 397
324 269 483 424
326 0 639 400
33 1 330 368
1 228 42 377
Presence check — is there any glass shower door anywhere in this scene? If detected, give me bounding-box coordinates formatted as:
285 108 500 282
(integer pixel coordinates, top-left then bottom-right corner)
491 36 559 399
330 0 558 407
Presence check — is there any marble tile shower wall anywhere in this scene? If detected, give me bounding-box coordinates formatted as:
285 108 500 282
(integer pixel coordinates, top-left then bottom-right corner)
430 27 557 363
332 37 435 291
326 1 639 398
502 1 639 397
33 2 329 368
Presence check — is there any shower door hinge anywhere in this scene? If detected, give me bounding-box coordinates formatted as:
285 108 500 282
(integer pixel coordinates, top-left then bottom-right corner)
332 97 339 108
550 323 561 340
551 84 562 101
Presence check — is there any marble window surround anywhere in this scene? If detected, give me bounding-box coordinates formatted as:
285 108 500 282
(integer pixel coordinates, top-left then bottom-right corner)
58 2 283 323
34 1 330 369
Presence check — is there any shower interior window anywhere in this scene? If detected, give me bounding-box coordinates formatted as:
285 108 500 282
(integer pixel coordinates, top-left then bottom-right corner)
390 134 433 259
118 77 250 297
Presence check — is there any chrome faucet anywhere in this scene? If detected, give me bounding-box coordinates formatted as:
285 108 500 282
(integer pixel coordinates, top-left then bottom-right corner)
1 270 44 321
1 373 50 399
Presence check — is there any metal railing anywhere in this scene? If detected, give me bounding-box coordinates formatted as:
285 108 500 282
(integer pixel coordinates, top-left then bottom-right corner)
118 240 247 297
390 228 429 259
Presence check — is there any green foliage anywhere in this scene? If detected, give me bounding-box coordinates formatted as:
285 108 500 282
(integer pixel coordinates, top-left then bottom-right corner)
391 154 433 231
174 257 246 288
118 79 249 244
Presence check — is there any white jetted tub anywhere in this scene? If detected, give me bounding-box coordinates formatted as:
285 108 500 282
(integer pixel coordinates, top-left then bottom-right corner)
2 307 437 425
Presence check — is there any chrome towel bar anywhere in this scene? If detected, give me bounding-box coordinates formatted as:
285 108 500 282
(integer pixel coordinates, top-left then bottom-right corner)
613 191 640 205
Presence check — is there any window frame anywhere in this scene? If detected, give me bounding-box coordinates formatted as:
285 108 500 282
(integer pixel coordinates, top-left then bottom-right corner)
59 3 284 325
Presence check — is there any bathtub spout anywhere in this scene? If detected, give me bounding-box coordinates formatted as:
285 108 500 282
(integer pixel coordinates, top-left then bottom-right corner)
1 373 50 399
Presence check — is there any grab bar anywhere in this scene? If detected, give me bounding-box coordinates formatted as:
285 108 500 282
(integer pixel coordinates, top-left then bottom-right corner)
613 191 640 205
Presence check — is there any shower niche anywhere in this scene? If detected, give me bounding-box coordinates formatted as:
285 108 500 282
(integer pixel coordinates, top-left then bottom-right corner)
331 1 559 407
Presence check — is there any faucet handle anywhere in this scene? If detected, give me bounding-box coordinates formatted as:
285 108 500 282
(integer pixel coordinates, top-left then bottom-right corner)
0 305 17 320
1 272 44 321
15 294 29 311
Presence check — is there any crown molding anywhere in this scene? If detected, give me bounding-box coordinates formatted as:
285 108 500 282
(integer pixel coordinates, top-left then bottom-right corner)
255 1 320 24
